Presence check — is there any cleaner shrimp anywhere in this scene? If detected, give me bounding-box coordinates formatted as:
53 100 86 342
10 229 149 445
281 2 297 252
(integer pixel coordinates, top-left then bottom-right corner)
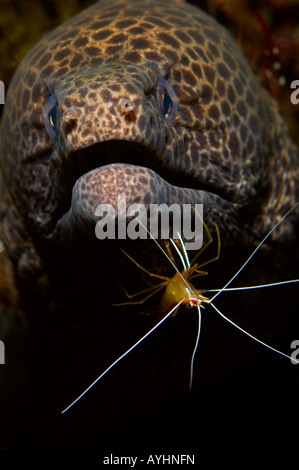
61 204 299 414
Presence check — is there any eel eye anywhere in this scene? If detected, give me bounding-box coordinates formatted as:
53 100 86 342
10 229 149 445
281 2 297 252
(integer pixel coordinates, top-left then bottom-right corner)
43 94 58 141
156 78 178 124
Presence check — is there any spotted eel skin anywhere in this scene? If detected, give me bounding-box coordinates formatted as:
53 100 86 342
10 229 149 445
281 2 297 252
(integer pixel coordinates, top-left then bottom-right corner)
0 0 298 309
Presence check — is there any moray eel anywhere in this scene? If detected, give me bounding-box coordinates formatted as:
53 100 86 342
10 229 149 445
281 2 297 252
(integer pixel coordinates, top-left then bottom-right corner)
0 0 298 451
0 0 298 308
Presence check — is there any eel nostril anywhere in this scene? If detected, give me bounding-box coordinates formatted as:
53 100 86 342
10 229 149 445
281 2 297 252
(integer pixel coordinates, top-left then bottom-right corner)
63 106 82 134
64 106 82 121
119 97 135 114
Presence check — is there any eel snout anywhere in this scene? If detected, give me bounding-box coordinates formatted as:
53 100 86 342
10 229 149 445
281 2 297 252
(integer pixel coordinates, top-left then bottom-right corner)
53 64 167 156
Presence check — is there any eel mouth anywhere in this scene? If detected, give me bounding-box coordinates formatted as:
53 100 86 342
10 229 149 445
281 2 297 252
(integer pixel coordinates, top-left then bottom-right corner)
50 139 233 241
66 139 207 194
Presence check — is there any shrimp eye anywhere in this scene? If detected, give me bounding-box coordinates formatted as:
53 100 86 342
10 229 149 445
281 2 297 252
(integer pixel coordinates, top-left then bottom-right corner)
157 78 178 123
43 94 58 141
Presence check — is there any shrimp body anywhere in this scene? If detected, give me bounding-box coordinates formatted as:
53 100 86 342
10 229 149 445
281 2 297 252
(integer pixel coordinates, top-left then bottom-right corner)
160 271 208 313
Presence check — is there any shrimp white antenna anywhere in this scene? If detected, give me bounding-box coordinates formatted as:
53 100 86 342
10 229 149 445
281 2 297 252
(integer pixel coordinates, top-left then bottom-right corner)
61 299 185 414
136 218 198 298
171 233 191 271
136 218 202 388
209 203 299 303
137 211 299 371
210 301 299 364
189 304 202 389
208 278 299 292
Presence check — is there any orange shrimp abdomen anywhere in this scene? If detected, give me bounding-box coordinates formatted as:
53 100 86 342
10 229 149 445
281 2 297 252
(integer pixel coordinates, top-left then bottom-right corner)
160 272 206 314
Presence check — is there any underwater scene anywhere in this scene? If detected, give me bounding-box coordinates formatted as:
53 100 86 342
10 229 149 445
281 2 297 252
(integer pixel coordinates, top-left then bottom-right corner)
0 0 298 456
